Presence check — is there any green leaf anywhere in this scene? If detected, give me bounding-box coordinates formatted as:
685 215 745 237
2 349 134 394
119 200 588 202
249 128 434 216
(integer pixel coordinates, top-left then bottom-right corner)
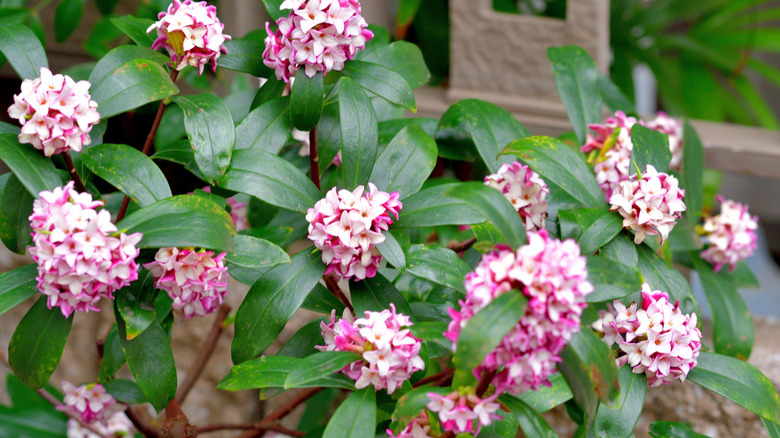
0 23 48 79
172 94 235 185
681 121 703 220
454 291 527 379
378 117 437 146
601 232 638 269
693 254 753 360
98 324 124 382
376 231 405 270
284 351 362 389
446 182 526 250
558 329 621 425
88 45 170 89
82 143 171 207
220 39 272 77
409 321 450 359
594 366 647 438
727 262 760 289
396 0 422 29
0 264 37 317
301 284 344 315
516 373 573 413
436 99 528 173
578 211 623 254
54 0 84 42
586 255 643 303
500 395 557 438
118 195 236 252
226 235 290 269
339 77 379 189
115 305 176 413
597 72 636 115
110 15 155 48
764 419 780 438
389 387 451 434
342 60 416 111
103 378 146 404
637 244 698 315
9 297 73 389
548 46 603 146
0 121 20 135
648 421 709 438
0 174 33 254
290 70 324 131
323 388 376 438
251 77 287 110
502 136 607 209
115 270 158 340
278 317 328 358
351 272 413 317
90 58 179 119
217 355 300 391
94 0 119 15
689 352 780 424
218 149 321 213
630 124 671 174
151 139 192 165
0 398 67 438
368 125 437 199
232 249 326 364
235 96 292 153
261 0 287 23
394 183 483 228
363 41 431 89
0 133 64 196
405 244 471 293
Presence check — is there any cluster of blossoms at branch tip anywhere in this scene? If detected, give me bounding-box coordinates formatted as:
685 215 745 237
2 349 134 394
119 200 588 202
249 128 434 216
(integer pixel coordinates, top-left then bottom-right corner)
592 284 702 387
485 162 549 231
584 111 683 200
143 247 228 319
7 67 100 157
147 0 231 75
426 390 502 436
609 164 686 244
59 381 128 431
29 182 142 317
306 184 401 280
387 412 436 438
318 304 424 394
263 0 373 83
700 196 758 273
445 230 593 395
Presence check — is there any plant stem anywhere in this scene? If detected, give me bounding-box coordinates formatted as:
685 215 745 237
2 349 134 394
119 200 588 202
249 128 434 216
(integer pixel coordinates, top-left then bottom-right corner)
413 368 454 388
309 127 320 190
163 399 197 438
447 237 477 253
475 370 497 397
125 407 161 438
323 274 354 314
63 153 87 193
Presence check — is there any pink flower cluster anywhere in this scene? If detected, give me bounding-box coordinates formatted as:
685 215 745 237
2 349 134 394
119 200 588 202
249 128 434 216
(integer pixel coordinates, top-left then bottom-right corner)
609 164 686 244
700 196 758 272
306 184 401 281
7 67 100 157
584 111 684 200
147 0 231 75
386 412 434 438
58 381 125 428
143 247 228 319
593 284 702 387
66 413 134 438
263 0 373 83
426 391 502 436
484 162 549 231
445 230 593 395
29 182 142 318
318 305 425 394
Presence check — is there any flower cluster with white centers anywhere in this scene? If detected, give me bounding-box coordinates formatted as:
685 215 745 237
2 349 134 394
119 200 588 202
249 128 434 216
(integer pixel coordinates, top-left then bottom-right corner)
700 196 758 273
445 230 592 395
263 0 373 83
7 68 100 156
306 184 401 281
485 162 549 231
318 305 425 394
59 381 126 428
609 164 686 245
426 390 502 436
144 247 228 319
593 284 702 387
147 0 231 75
28 182 142 318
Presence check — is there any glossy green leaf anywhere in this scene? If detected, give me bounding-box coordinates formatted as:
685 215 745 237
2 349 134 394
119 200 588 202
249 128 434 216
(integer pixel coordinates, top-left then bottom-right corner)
727 262 760 289
115 270 158 340
548 46 603 145
517 372 573 413
594 366 647 438
0 121 20 135
103 378 146 404
437 99 528 173
232 250 326 364
363 41 431 89
82 143 171 207
218 149 321 213
764 419 780 438
648 421 709 438
301 284 344 314
405 244 471 293
323 388 376 438
98 324 124 382
637 244 698 315
88 45 169 87
118 195 236 252
342 60 416 111
91 58 178 119
586 255 643 303
172 94 235 184
578 211 623 254
376 231 405 270
54 0 85 42
217 355 300 391
598 72 636 115
368 125 437 199
689 352 780 424
251 77 286 111
0 264 37 317
9 297 73 389
284 351 361 389
351 272 413 317
0 23 48 79
110 15 155 47
681 121 704 220
394 183 483 228
226 235 290 269
601 232 638 269
151 139 192 165
378 117 437 146
235 96 292 153
630 124 671 174
446 182 526 249
0 388 67 438
500 395 557 438
396 0 422 29
0 133 64 196
290 70 324 131
278 317 329 358
339 77 379 189
220 39 272 77
389 387 451 434
0 174 33 254
502 136 607 209
409 321 450 359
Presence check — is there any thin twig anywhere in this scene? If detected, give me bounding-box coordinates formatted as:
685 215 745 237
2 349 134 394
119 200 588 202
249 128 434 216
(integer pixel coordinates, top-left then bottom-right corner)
125 407 161 438
413 368 454 389
270 424 305 437
309 126 320 190
475 370 497 397
447 237 477 253
175 304 231 405
323 274 354 314
63 153 87 193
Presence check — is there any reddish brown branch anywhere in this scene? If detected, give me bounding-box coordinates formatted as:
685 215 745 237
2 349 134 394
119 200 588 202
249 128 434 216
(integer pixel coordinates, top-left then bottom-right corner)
447 237 477 253
270 424 305 437
125 407 161 438
175 304 231 405
309 126 320 190
163 399 197 438
323 274 354 314
475 370 497 397
64 153 87 193
413 368 454 388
